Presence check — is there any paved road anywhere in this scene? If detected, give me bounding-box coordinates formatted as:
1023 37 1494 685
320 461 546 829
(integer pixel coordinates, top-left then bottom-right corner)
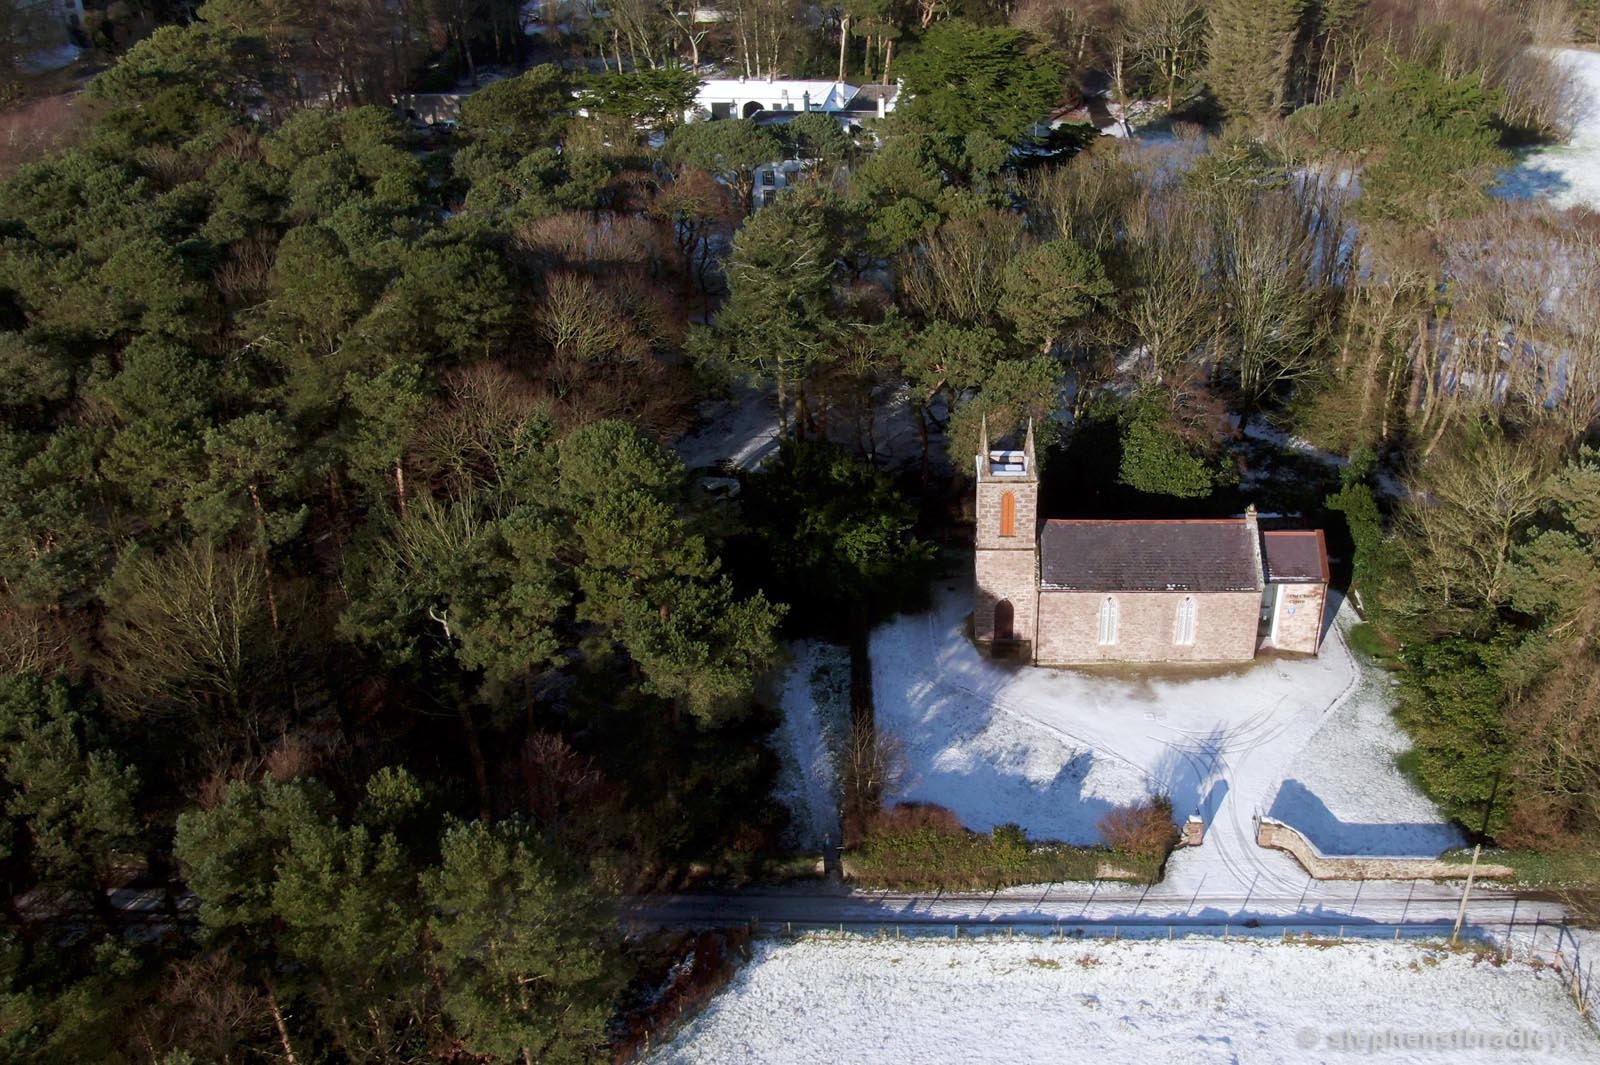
622 881 1592 965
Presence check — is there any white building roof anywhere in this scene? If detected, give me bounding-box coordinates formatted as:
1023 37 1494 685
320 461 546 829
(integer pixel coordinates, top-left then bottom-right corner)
696 79 860 113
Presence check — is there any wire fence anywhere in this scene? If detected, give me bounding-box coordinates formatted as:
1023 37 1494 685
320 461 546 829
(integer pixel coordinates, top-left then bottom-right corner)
1497 914 1595 1023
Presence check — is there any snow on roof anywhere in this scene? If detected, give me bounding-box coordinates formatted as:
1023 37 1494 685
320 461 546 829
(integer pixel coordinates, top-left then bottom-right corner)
986 449 1028 476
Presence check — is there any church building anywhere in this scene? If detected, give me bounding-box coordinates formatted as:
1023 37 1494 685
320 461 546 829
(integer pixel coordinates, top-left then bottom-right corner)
973 423 1329 665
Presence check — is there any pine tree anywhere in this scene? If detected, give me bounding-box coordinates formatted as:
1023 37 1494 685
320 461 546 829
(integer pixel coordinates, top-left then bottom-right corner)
423 819 623 1065
1204 0 1310 120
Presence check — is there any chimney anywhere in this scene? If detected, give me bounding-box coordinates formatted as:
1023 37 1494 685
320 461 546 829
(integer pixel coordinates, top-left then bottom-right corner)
1244 504 1264 589
976 413 991 480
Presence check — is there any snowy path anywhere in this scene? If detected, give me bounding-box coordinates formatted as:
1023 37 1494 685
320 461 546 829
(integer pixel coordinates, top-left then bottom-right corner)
628 880 1573 936
771 642 849 850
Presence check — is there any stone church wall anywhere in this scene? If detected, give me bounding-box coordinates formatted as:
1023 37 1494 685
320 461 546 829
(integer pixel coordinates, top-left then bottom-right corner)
1271 582 1326 654
1034 590 1259 665
974 549 1038 645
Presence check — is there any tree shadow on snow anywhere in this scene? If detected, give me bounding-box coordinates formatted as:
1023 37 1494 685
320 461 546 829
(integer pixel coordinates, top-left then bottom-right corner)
1151 725 1232 830
884 676 1119 844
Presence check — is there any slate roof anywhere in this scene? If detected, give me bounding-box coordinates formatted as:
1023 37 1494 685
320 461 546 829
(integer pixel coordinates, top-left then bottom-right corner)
1262 529 1330 583
1038 519 1262 593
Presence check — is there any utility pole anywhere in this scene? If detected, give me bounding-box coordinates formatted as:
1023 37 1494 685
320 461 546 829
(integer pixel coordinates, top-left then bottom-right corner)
1450 843 1482 945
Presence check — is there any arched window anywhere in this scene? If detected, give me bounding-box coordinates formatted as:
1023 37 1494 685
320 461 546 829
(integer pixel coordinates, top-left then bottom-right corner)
999 491 1017 538
994 599 1015 642
1174 596 1197 646
1097 597 1119 645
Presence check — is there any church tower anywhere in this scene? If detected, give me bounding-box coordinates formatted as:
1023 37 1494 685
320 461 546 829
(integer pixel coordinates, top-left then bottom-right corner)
974 418 1039 652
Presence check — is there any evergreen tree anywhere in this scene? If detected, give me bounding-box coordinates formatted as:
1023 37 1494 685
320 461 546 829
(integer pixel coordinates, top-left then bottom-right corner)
742 440 936 634
0 676 141 928
1204 0 1309 120
664 119 783 213
424 819 623 1065
998 239 1115 355
896 18 1066 179
689 189 843 434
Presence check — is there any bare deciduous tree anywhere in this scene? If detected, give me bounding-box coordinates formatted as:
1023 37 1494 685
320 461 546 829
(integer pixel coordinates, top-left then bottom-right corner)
99 540 287 768
899 211 1027 325
840 718 905 843
1397 428 1551 624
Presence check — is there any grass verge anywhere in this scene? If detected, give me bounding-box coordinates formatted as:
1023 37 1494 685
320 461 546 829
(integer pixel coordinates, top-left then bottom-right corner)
1345 621 1399 664
1441 846 1600 892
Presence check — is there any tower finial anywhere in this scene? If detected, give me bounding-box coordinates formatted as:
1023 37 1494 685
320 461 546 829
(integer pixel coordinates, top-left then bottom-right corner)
979 412 990 460
1023 418 1036 470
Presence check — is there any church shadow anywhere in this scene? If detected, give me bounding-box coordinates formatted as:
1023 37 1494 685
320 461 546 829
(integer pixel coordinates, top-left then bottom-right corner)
1321 587 1346 644
1267 779 1463 859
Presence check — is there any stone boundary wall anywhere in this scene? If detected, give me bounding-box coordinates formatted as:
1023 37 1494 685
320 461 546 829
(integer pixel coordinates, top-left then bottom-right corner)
1256 817 1513 881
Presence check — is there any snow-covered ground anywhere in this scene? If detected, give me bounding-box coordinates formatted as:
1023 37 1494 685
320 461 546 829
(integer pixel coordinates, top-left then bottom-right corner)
872 579 1350 845
672 384 783 472
1239 414 1408 497
853 578 1461 896
1270 662 1466 858
771 641 849 850
652 935 1599 1065
671 382 937 473
1497 49 1600 210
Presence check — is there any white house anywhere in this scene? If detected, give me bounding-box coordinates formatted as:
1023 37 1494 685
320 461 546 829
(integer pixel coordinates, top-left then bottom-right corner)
688 78 897 124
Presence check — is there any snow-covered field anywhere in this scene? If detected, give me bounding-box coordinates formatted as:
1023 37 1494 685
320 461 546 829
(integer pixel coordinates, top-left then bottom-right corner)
771 641 849 849
652 935 1598 1065
1498 49 1600 210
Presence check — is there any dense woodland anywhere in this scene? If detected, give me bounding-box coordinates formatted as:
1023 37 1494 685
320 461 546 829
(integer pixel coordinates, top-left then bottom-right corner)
3 0 1600 1061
